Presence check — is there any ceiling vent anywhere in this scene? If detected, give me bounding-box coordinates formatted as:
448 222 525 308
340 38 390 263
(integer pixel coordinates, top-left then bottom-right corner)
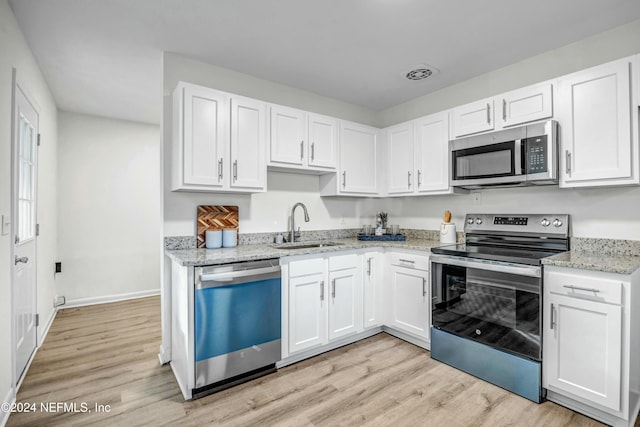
405 64 439 81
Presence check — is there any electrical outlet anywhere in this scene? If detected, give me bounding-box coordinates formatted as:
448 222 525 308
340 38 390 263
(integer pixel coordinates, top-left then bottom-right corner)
472 192 482 206
55 262 62 273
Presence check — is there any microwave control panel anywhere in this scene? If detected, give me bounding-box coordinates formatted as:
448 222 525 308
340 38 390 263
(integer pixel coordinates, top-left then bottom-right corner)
524 135 548 174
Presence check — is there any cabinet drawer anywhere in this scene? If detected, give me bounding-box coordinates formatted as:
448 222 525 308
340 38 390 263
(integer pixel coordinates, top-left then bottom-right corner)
329 253 358 271
289 257 326 278
546 270 622 305
389 253 429 271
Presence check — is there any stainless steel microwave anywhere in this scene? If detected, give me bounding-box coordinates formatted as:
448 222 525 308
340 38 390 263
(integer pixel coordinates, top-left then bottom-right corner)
450 120 558 189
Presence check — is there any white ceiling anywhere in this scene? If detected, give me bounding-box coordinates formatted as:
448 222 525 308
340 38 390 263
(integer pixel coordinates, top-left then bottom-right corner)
10 0 640 125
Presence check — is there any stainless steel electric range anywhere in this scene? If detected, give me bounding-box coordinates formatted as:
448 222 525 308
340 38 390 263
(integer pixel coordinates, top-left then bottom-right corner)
430 213 570 403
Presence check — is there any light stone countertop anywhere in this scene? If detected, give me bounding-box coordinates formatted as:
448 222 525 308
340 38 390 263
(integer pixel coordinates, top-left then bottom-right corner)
541 251 640 275
165 237 446 267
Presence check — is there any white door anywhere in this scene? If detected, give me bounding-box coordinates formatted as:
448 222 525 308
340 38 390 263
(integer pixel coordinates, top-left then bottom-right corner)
339 122 379 194
558 58 634 187
543 293 622 411
182 84 228 188
289 273 327 354
414 112 449 193
307 114 337 169
388 265 429 339
12 81 39 382
269 105 306 166
230 97 266 190
452 98 494 137
363 252 383 329
386 123 414 195
328 266 361 341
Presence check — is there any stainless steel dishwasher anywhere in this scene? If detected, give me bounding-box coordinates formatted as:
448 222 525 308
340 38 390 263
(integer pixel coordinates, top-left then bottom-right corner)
193 259 281 398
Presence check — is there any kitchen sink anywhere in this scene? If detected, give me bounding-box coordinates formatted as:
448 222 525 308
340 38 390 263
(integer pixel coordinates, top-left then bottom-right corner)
274 241 343 250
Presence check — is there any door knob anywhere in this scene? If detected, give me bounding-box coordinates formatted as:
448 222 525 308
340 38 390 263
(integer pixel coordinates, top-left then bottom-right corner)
15 256 28 265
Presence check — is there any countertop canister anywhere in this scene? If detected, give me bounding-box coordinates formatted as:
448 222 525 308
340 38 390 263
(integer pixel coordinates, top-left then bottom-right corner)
222 229 238 248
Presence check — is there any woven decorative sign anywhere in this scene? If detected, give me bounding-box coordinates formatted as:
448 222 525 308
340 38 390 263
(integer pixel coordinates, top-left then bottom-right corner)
196 205 239 248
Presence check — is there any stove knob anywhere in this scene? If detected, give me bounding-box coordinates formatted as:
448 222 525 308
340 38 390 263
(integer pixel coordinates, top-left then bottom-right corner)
475 218 483 225
553 219 563 227
541 218 550 227
467 218 474 225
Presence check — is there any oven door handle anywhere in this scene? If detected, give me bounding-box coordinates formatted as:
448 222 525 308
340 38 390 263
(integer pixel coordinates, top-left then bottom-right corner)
429 254 541 278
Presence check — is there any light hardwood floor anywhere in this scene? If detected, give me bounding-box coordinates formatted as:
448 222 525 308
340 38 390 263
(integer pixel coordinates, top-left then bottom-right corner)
6 296 628 426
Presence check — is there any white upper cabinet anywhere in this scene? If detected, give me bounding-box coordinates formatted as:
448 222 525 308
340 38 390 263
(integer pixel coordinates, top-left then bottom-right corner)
500 83 553 128
414 112 450 194
386 123 415 195
385 111 451 196
270 105 306 167
269 106 337 172
307 113 338 169
172 82 266 193
230 96 267 190
452 82 554 138
321 121 380 196
173 84 228 190
452 98 494 137
558 56 639 188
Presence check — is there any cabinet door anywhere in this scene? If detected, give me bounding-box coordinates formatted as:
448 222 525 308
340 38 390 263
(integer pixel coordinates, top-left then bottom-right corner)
558 58 635 187
181 85 228 187
499 83 553 127
388 265 429 339
386 123 414 195
308 114 337 169
230 97 266 190
270 105 306 167
543 293 622 411
289 273 327 354
363 252 383 329
414 112 449 193
339 121 379 194
452 99 494 137
328 267 362 340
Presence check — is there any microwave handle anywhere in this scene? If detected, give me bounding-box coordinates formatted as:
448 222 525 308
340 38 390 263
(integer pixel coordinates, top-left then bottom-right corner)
514 139 523 176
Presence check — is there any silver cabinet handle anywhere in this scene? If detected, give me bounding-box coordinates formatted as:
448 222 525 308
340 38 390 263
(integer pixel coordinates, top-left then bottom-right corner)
417 170 422 187
320 280 324 301
408 171 412 188
550 303 556 329
486 103 491 124
398 259 415 264
331 279 336 299
422 277 427 296
502 99 507 121
300 140 304 160
367 258 372 276
311 142 315 161
563 285 600 293
342 171 346 188
233 160 238 181
565 150 572 175
218 158 223 181
15 256 28 265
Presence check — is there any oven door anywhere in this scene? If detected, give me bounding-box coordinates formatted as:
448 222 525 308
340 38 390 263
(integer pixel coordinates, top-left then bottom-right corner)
430 255 542 361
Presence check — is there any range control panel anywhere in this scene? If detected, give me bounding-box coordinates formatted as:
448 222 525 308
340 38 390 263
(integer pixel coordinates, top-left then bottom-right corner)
465 213 570 237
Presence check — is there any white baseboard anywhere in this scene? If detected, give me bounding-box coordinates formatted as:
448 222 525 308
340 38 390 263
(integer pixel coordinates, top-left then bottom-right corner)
61 289 160 309
382 326 430 350
1 387 16 427
38 307 57 346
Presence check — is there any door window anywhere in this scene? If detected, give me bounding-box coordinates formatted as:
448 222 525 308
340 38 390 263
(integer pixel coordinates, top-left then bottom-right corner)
17 113 36 243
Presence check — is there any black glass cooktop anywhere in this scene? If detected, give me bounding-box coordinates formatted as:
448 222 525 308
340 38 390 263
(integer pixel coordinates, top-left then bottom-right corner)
430 243 561 266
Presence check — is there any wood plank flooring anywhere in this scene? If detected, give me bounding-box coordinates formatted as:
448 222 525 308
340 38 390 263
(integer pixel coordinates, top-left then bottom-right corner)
5 296 626 426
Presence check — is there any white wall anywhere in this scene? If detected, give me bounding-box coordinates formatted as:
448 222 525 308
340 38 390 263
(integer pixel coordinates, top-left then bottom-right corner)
57 112 161 302
0 0 58 418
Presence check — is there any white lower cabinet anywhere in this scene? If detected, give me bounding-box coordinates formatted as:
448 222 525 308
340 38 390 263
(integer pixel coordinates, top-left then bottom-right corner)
362 251 383 329
543 266 639 426
386 253 430 341
288 271 327 354
328 254 363 340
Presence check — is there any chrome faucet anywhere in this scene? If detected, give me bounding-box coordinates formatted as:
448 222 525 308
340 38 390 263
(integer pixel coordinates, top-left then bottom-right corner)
290 202 310 243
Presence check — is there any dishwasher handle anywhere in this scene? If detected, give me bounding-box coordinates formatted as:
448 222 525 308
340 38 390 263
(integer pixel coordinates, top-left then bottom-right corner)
197 265 280 288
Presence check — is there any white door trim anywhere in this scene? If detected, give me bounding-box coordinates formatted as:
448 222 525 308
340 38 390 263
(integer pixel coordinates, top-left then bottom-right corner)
10 68 40 393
